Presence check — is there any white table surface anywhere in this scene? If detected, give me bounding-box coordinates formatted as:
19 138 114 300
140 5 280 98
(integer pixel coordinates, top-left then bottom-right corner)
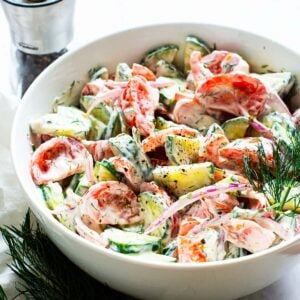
0 0 299 299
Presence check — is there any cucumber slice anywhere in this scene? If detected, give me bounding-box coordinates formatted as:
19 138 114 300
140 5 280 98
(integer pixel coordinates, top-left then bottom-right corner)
272 122 292 146
201 229 224 262
68 173 82 191
225 243 246 259
217 174 243 184
109 109 128 138
94 159 123 181
94 161 117 181
163 240 177 257
120 224 144 234
216 175 246 197
30 106 91 139
252 72 295 97
128 252 176 262
157 77 186 108
115 63 132 81
222 116 250 141
88 66 109 81
104 110 119 139
112 114 122 137
260 112 295 131
105 228 161 254
142 44 179 71
87 115 106 140
139 192 171 245
160 88 178 107
70 164 119 192
184 35 211 73
40 182 64 210
188 115 218 131
52 81 83 109
155 60 183 78
260 112 296 145
116 108 128 134
74 173 92 196
100 159 122 179
153 162 214 196
165 135 200 165
80 95 111 124
155 117 178 130
109 134 152 179
206 123 224 137
54 191 82 232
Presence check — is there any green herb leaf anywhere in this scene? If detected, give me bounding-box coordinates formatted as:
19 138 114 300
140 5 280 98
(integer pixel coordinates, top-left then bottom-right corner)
0 285 7 300
0 211 133 300
243 129 300 214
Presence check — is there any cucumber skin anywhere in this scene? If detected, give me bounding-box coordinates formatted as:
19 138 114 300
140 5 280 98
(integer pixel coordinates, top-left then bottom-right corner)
222 117 249 141
100 159 123 181
80 96 111 124
139 192 172 246
184 36 211 72
88 66 109 81
109 242 160 254
40 183 64 210
73 173 93 196
115 63 132 81
109 134 152 179
155 116 178 130
106 228 161 254
141 44 179 70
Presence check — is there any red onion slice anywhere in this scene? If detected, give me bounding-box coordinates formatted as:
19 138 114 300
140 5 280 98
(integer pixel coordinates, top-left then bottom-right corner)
145 182 250 234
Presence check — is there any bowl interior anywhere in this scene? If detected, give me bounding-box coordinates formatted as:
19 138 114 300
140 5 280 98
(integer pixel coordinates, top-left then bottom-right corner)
11 23 300 267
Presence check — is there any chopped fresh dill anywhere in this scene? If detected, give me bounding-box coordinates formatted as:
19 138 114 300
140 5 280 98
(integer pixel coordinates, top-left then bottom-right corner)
0 211 133 300
243 129 300 214
223 63 237 73
0 285 7 300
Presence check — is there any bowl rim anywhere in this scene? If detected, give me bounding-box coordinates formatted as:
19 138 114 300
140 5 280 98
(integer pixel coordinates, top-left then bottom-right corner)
11 22 300 270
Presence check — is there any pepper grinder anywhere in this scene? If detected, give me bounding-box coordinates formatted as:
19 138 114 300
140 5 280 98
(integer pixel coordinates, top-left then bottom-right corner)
1 0 76 97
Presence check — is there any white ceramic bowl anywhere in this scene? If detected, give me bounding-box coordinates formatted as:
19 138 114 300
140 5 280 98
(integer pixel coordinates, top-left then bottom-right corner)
11 23 300 300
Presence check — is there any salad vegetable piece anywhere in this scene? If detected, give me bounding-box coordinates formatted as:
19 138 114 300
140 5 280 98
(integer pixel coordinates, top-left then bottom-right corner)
29 36 300 263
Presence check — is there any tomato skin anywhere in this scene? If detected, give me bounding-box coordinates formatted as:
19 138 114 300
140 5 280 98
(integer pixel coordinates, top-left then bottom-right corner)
196 73 268 117
132 63 156 81
219 137 273 168
223 219 276 253
120 76 158 136
81 181 141 226
82 79 107 96
82 140 113 162
201 50 250 75
201 133 229 167
177 217 207 262
31 137 88 185
178 235 207 263
179 217 202 236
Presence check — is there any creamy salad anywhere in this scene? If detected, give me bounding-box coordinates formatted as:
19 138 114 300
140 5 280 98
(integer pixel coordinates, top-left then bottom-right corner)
29 36 300 263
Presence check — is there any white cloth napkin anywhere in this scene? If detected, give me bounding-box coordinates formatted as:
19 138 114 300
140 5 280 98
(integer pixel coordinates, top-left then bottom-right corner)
0 91 27 299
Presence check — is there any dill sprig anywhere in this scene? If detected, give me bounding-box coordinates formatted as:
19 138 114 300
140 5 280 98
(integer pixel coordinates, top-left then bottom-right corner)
0 211 133 300
0 285 7 300
243 128 300 213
